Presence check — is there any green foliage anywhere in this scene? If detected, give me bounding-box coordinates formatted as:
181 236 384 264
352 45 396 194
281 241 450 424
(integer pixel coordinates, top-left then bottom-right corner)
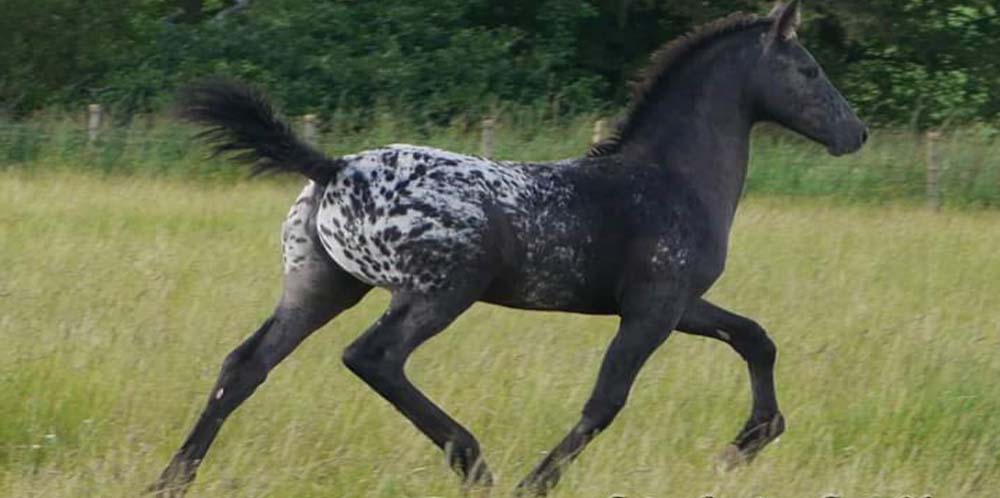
0 0 146 112
814 0 1000 127
1 1 997 127
55 0 606 124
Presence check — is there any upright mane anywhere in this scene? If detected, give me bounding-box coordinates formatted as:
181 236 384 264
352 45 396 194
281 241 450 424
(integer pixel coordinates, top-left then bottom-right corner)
588 13 772 157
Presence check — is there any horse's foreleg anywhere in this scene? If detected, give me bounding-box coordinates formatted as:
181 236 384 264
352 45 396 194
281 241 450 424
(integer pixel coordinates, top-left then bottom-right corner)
150 269 370 497
516 287 683 496
675 298 784 470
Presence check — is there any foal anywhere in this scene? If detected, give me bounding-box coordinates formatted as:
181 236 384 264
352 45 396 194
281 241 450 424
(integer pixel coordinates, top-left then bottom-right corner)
151 1 867 495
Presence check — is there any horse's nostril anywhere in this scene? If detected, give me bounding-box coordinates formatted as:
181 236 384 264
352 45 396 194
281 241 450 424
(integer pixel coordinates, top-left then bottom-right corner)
861 128 870 144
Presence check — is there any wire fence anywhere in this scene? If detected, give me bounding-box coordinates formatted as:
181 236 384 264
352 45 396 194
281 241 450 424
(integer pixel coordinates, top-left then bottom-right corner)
2 106 999 208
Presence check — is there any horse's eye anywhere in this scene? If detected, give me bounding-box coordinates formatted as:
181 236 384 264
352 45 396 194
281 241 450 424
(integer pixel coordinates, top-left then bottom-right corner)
799 66 819 79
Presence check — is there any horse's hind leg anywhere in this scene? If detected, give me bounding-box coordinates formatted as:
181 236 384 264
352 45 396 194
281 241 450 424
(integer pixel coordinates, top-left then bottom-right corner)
675 298 784 470
151 264 370 496
342 285 493 488
151 187 371 496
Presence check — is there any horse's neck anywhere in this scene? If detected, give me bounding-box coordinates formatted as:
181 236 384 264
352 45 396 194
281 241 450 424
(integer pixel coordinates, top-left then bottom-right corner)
621 43 756 232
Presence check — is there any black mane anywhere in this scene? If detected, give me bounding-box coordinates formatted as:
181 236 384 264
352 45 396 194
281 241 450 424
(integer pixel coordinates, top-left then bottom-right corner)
588 13 772 157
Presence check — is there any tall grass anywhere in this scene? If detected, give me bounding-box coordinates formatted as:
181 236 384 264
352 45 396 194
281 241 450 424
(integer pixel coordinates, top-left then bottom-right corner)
1 114 999 206
1 172 999 497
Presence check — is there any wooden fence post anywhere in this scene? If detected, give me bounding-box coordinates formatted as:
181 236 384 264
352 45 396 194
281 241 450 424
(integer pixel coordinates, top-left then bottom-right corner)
481 118 495 158
592 118 608 144
926 130 942 211
302 114 318 146
87 104 102 145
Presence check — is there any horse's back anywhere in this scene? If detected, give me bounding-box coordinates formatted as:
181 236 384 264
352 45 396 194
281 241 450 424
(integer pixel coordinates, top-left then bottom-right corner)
311 145 571 292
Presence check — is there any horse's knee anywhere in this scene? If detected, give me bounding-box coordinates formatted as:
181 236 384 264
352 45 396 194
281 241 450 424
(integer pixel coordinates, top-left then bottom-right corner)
734 320 776 365
342 338 402 381
341 341 375 376
218 320 273 385
753 333 777 364
210 344 269 411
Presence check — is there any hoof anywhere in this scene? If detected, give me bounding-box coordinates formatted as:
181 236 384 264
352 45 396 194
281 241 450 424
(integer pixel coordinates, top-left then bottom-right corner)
146 475 193 498
147 460 197 498
145 482 186 498
462 472 494 497
463 485 494 498
460 459 495 489
715 443 747 473
514 478 554 498
717 413 785 472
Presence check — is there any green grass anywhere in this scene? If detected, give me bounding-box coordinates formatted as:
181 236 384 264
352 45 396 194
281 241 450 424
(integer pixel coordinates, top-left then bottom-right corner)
2 116 1000 206
1 171 999 497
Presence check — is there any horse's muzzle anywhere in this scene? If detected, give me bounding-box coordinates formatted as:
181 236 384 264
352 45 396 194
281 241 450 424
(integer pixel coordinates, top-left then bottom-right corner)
828 121 868 156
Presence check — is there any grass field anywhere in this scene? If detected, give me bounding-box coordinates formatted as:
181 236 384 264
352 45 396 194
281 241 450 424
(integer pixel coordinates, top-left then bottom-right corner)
1 171 999 498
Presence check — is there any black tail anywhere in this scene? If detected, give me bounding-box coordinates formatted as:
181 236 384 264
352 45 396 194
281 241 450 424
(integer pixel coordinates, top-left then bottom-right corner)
176 79 342 184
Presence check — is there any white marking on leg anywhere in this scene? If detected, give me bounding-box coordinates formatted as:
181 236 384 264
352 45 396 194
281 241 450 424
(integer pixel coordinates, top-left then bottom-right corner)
215 388 225 400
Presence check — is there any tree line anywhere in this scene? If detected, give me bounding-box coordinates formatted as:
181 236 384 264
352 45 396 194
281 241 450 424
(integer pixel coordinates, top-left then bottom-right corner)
1 0 998 129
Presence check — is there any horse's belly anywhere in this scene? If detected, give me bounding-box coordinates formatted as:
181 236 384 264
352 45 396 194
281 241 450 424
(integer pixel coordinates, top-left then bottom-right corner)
482 267 618 314
482 237 618 314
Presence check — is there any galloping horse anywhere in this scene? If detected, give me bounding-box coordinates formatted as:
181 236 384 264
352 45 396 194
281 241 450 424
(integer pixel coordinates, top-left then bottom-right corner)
152 1 867 495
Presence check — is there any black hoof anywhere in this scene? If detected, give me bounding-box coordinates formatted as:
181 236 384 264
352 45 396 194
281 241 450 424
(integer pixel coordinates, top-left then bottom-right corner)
147 460 197 497
717 413 785 471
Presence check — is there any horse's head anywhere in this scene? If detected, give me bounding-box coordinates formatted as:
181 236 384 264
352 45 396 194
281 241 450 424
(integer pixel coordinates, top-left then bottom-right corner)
751 0 868 156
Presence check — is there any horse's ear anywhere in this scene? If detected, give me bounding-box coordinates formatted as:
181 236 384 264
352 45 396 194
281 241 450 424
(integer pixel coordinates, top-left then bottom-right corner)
769 0 802 41
767 2 784 18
